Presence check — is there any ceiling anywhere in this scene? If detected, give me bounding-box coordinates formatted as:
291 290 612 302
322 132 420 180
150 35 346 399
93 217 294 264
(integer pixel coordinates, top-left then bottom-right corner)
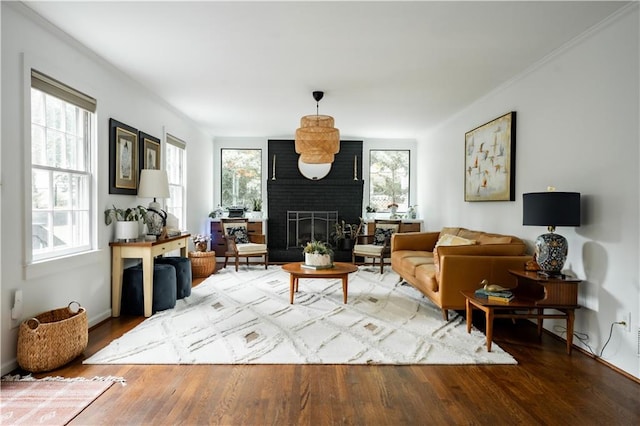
24 1 628 140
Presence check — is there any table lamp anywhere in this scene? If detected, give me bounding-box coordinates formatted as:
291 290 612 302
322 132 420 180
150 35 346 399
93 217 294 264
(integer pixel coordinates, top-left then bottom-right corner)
523 191 581 277
138 169 170 238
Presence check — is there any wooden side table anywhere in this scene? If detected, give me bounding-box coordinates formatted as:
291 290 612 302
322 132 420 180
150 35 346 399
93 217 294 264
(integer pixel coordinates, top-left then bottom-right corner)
282 262 358 304
110 233 190 318
463 270 582 354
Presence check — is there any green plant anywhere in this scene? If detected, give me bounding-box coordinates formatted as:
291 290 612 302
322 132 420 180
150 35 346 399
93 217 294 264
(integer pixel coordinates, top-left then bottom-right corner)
366 205 377 213
332 220 361 244
302 240 333 255
104 205 147 225
252 198 262 212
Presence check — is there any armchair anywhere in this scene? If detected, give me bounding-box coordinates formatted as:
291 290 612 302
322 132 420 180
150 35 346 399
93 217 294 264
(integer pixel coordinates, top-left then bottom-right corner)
352 219 401 274
220 218 268 271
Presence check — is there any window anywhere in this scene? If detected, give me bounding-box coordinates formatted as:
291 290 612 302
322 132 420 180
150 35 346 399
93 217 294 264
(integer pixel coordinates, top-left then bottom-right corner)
220 149 262 209
30 70 96 262
369 150 410 212
165 134 186 229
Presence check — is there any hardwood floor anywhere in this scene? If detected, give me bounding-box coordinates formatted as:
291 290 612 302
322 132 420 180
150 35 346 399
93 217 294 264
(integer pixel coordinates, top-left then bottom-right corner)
21 277 640 425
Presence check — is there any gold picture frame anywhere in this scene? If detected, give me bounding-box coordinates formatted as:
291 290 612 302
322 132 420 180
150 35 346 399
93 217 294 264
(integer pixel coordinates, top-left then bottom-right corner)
109 118 138 195
464 111 516 202
139 131 161 170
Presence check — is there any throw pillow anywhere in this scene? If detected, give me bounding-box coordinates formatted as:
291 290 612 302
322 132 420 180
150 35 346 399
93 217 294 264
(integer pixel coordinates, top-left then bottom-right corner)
373 227 395 246
433 234 477 272
227 226 249 244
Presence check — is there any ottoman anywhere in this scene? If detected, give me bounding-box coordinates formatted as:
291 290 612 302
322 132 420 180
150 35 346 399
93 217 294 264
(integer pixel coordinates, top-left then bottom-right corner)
121 263 177 315
156 256 192 298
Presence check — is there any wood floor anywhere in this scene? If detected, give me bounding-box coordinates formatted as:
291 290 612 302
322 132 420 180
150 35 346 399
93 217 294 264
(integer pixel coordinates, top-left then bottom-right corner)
22 277 640 425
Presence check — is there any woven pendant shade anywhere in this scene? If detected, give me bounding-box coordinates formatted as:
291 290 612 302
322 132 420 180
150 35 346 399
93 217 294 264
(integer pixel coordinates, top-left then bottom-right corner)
295 114 340 164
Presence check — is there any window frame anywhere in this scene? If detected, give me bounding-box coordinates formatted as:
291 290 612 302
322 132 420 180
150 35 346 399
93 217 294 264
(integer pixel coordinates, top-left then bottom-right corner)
23 61 99 278
368 149 411 213
165 133 187 230
220 148 263 210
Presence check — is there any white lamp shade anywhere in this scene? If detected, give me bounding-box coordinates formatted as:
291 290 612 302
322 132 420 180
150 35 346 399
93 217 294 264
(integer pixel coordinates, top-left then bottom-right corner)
138 169 170 199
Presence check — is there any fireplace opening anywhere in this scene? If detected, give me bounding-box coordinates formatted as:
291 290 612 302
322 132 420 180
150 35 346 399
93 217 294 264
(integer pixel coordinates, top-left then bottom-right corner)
287 211 338 249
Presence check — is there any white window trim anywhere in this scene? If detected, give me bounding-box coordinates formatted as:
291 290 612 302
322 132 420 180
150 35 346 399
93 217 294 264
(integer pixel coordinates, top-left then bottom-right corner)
165 131 187 228
22 53 99 278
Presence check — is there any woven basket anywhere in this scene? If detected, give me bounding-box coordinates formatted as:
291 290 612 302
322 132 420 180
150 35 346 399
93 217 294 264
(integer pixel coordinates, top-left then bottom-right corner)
17 302 88 373
189 251 216 278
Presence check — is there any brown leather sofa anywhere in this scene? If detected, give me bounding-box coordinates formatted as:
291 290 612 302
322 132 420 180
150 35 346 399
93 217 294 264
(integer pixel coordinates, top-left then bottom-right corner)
391 227 532 320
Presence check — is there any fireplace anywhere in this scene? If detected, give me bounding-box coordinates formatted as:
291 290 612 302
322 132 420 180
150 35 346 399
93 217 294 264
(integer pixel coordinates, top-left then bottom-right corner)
287 211 338 249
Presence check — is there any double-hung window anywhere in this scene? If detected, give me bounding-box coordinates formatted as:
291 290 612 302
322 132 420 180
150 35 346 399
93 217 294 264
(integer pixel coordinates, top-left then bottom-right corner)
369 149 410 212
165 134 186 229
30 70 96 262
220 149 262 209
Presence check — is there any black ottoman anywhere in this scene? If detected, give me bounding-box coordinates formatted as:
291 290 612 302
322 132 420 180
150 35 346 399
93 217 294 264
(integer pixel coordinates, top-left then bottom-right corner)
122 263 177 315
156 256 192 298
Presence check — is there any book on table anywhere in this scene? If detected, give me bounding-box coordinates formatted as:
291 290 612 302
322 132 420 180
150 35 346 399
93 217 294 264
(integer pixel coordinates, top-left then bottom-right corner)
300 263 334 270
474 288 514 302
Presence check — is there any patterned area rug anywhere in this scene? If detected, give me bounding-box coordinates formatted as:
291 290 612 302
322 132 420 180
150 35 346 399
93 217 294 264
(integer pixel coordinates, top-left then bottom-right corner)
0 376 120 425
85 266 516 365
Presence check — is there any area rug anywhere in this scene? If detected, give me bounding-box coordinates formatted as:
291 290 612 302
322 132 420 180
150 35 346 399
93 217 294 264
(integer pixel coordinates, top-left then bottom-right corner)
84 266 516 365
0 376 123 426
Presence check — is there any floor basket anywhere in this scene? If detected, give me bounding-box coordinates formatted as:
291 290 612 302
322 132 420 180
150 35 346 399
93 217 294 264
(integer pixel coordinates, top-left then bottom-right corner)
189 251 217 278
17 302 88 373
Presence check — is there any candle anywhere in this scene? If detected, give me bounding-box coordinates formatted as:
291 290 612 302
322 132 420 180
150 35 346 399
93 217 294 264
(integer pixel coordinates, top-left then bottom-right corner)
354 155 358 180
272 155 276 180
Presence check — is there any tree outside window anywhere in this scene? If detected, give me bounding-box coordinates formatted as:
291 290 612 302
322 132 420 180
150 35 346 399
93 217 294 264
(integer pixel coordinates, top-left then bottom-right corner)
369 150 410 212
221 149 262 209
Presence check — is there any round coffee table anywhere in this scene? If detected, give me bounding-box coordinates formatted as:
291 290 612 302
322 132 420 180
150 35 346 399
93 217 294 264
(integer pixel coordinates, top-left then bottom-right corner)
282 262 359 304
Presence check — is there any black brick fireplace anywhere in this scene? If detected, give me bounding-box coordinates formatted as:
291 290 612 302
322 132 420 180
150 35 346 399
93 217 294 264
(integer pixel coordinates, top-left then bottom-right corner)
267 139 363 262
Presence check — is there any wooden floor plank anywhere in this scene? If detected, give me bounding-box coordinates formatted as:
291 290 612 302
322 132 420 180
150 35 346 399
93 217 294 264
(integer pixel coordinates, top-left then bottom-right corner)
19 305 639 425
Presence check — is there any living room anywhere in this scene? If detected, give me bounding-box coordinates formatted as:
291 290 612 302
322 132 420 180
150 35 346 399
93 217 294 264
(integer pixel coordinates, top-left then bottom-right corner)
1 0 638 415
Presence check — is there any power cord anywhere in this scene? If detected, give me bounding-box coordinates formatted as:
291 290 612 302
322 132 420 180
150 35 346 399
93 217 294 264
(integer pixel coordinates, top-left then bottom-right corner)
554 321 626 358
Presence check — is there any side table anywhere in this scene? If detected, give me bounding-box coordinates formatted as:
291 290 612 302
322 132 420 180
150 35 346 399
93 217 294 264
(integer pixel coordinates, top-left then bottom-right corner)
463 269 582 354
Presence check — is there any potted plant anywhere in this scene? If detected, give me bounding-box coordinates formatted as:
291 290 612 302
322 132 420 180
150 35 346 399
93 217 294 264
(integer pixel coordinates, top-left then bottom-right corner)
252 198 262 218
302 240 334 268
191 234 211 252
365 205 377 219
104 205 147 241
332 220 361 250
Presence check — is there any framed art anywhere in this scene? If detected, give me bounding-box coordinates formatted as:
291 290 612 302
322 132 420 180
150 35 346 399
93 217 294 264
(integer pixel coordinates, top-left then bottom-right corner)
464 111 516 202
139 131 161 170
109 118 138 195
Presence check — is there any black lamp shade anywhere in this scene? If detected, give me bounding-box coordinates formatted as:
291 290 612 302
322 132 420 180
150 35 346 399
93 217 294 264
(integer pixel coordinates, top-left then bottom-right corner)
523 192 581 227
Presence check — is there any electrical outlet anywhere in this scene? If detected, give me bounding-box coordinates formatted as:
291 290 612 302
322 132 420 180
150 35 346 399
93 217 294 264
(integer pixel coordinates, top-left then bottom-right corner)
621 312 631 333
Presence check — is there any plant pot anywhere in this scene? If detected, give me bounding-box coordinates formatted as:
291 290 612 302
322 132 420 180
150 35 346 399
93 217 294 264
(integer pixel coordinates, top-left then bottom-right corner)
340 238 355 251
305 252 333 267
195 242 208 252
115 221 139 241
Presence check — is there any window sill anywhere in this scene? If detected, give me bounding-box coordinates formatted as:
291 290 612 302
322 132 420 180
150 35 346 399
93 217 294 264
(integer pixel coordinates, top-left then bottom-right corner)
24 249 104 281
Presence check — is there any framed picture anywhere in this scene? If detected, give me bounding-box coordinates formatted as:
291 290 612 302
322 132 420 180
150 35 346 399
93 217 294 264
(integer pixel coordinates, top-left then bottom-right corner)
109 118 138 195
139 131 161 170
464 111 516 202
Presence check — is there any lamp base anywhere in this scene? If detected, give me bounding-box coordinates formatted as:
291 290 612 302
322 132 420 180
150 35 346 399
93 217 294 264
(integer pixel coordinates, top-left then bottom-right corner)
534 232 568 275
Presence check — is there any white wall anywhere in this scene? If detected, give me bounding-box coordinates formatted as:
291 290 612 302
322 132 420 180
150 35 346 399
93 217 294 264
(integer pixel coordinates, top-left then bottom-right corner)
1 3 214 374
417 6 639 377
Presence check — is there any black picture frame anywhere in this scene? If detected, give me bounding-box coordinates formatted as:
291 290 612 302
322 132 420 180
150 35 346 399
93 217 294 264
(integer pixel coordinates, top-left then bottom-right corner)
139 131 161 171
464 111 516 202
109 118 138 195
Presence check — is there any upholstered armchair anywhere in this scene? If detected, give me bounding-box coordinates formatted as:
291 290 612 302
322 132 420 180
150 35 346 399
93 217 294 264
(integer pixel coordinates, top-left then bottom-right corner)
220 218 268 271
352 219 401 274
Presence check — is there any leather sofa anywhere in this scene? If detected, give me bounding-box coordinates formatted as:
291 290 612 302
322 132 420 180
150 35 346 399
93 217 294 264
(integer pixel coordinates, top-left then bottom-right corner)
391 227 532 320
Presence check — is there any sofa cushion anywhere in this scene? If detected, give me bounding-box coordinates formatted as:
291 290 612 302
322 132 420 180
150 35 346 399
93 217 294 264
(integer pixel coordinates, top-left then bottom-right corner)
353 243 384 256
399 254 434 276
434 234 477 272
440 227 461 237
478 234 512 244
373 223 400 245
457 229 483 240
236 242 267 254
435 243 526 257
415 264 438 292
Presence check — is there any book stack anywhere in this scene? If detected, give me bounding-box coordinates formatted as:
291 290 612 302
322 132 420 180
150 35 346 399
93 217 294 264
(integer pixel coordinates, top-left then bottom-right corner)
474 288 514 303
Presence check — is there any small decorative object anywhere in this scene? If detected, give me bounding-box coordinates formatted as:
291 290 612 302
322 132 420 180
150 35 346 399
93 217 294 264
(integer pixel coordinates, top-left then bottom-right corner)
208 205 224 219
366 205 376 219
407 205 417 219
388 203 399 218
104 205 147 241
302 240 334 269
480 279 510 292
252 198 262 218
464 111 516 202
192 234 210 252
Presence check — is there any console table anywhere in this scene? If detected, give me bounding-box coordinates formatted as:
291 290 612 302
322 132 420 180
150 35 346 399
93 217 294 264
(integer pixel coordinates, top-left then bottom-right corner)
110 233 190 317
463 269 582 354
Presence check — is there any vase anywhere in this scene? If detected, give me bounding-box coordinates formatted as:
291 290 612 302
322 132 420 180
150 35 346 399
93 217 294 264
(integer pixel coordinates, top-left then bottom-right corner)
195 241 208 252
